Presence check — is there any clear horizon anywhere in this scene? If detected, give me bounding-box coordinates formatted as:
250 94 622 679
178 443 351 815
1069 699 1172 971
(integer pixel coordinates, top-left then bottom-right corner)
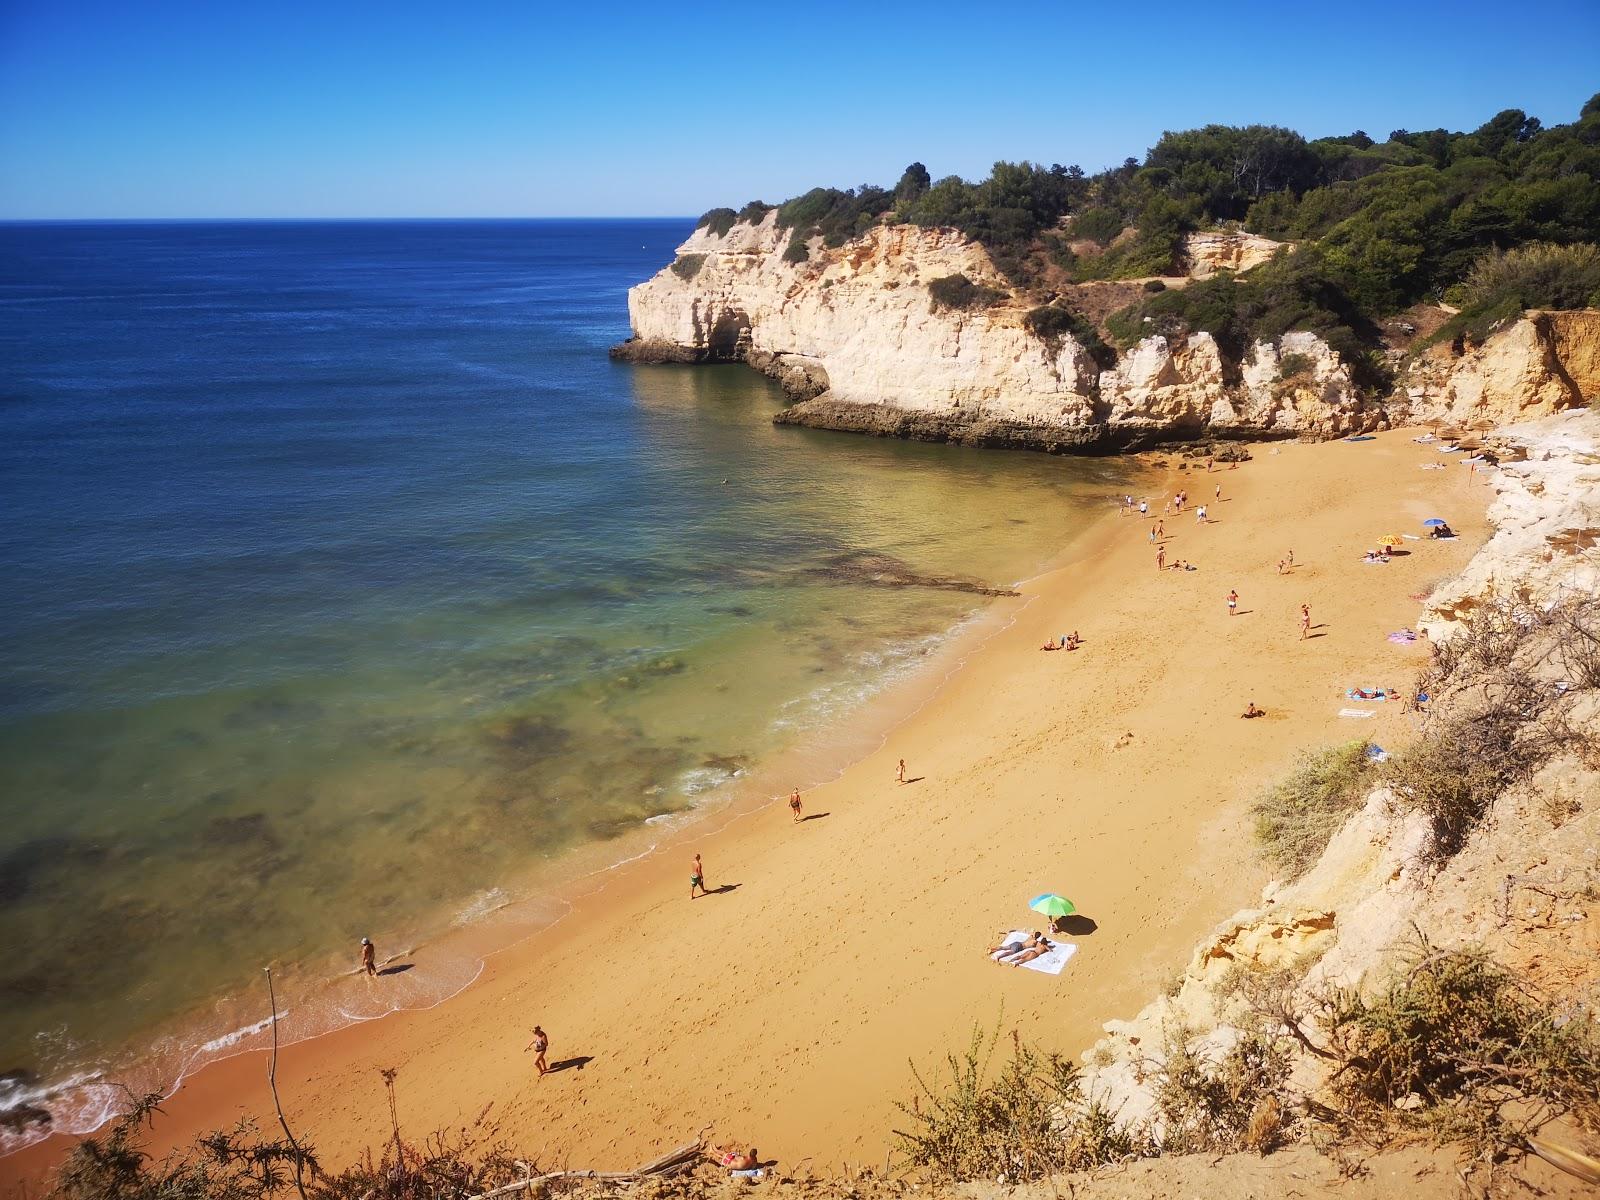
2 0 1597 220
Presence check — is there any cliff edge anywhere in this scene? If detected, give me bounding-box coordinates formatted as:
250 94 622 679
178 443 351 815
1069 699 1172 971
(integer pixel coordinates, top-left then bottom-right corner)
613 216 1599 452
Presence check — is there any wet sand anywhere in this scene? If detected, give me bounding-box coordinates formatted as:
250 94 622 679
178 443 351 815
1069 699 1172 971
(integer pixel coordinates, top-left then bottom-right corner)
3 429 1491 1186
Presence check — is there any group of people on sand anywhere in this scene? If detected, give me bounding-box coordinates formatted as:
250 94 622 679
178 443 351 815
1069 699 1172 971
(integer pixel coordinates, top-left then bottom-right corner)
986 930 1058 967
1040 631 1081 652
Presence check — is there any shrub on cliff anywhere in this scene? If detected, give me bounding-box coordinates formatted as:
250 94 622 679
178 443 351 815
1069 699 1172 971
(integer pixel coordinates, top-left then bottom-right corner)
1322 944 1600 1154
783 232 811 265
737 199 773 224
1023 305 1116 368
696 207 738 238
894 1025 1146 1181
1070 206 1124 246
1277 351 1314 378
1251 740 1372 880
927 273 1006 312
669 254 706 281
1462 241 1600 312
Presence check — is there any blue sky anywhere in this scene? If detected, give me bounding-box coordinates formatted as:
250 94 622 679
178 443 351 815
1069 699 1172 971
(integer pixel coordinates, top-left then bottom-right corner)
1 0 1596 219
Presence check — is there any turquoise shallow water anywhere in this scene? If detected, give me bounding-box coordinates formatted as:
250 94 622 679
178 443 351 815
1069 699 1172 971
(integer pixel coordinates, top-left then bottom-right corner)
0 219 1136 1148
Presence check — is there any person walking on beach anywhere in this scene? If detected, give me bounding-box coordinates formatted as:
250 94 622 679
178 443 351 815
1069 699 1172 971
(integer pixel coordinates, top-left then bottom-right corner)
789 788 803 822
1156 545 1166 571
1214 483 1222 501
1227 589 1239 617
690 852 710 899
360 937 376 977
1286 549 1295 569
1154 519 1164 540
1138 498 1148 517
1300 603 1311 640
896 758 907 784
525 1025 549 1078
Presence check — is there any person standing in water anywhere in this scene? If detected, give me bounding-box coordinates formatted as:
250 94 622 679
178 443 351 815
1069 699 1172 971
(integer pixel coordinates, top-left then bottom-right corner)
789 788 803 822
690 853 710 899
360 937 376 977
525 1025 549 1078
896 758 907 784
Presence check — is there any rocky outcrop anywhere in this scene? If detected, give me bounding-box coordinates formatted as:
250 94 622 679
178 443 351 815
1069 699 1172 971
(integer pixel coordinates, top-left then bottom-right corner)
613 218 1594 453
1419 408 1600 640
1180 230 1286 278
1402 309 1600 426
614 216 1372 451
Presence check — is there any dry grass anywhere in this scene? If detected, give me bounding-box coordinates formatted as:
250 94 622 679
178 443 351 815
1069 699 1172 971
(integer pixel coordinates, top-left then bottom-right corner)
893 1024 1146 1182
1320 943 1600 1156
1251 740 1372 879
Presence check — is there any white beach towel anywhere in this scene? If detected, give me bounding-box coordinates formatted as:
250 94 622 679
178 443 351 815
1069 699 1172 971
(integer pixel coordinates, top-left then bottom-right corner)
991 930 1079 976
1338 707 1377 719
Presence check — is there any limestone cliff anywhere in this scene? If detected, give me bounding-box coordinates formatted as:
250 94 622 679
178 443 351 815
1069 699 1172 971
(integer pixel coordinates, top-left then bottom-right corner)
614 214 1370 451
1404 309 1600 426
1180 230 1286 278
1419 409 1600 639
613 217 1598 451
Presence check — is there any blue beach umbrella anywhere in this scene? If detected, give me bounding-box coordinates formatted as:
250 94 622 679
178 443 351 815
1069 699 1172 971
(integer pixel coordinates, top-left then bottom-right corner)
1028 892 1077 918
1423 518 1447 527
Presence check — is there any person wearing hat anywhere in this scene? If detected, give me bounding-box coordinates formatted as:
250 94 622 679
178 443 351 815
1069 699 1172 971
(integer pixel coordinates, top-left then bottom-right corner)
360 937 376 977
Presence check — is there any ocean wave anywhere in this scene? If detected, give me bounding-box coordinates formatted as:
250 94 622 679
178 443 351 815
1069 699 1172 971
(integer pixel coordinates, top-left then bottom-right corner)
0 1070 123 1157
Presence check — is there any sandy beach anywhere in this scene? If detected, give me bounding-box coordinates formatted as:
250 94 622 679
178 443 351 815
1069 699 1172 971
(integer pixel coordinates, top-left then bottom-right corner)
3 428 1492 1187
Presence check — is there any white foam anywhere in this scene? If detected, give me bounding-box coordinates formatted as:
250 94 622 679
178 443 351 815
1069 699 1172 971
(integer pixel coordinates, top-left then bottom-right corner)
194 1010 286 1056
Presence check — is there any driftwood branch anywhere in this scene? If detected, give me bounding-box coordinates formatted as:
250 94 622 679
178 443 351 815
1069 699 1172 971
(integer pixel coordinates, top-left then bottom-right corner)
465 1128 714 1199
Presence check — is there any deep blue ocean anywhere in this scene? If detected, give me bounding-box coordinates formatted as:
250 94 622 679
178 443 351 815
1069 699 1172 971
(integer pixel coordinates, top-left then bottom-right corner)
0 220 1133 1148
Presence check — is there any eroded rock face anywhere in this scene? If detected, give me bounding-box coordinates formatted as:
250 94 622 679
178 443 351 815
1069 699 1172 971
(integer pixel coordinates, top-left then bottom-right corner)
614 219 1593 451
1180 230 1286 279
615 217 1377 451
1403 310 1600 426
1420 408 1600 640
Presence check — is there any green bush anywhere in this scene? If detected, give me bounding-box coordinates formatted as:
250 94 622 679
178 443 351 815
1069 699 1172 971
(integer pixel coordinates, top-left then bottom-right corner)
1071 206 1125 245
1463 241 1600 311
1142 279 1167 293
894 1025 1146 1182
696 207 738 238
1023 306 1116 368
782 232 811 265
1251 740 1372 879
927 273 1006 311
737 199 772 224
669 254 706 281
1323 945 1600 1153
1277 351 1314 378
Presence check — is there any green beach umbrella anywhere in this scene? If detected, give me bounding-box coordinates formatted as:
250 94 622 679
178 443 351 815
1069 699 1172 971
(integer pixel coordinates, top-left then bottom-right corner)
1028 892 1076 918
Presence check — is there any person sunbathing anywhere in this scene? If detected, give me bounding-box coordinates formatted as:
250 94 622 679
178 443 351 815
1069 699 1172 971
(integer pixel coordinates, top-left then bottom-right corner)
988 931 1024 954
710 1145 760 1171
990 932 1042 962
1039 641 1060 651
1066 631 1081 650
1241 701 1264 719
1004 937 1056 967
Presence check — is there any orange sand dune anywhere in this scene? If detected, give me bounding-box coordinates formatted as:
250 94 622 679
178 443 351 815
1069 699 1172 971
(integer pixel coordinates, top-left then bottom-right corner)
4 430 1490 1185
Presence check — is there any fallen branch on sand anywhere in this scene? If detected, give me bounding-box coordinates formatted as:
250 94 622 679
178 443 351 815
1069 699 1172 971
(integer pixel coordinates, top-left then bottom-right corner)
465 1129 713 1198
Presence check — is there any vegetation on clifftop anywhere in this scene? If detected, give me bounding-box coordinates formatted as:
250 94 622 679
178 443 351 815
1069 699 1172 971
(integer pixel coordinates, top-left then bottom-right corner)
695 96 1600 372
